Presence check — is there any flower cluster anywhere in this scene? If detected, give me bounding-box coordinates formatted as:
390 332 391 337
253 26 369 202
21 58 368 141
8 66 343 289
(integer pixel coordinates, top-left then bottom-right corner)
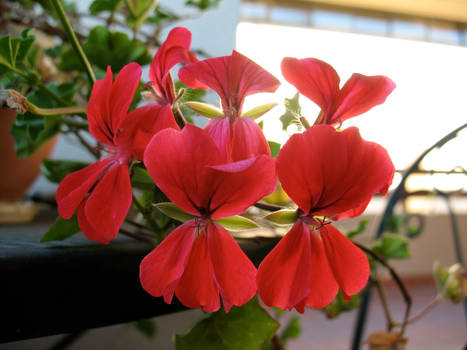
56 27 395 313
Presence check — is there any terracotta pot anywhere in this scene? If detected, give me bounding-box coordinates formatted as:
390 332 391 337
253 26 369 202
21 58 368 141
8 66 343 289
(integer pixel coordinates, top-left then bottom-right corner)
0 108 58 202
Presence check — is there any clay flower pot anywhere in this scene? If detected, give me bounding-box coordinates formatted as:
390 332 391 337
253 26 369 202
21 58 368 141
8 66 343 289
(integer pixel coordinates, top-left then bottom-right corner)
0 107 57 221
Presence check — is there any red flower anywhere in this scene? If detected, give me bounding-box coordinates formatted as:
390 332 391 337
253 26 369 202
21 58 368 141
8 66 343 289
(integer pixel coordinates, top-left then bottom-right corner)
257 125 395 312
140 124 276 312
281 57 396 126
56 63 179 244
179 50 280 160
148 27 197 105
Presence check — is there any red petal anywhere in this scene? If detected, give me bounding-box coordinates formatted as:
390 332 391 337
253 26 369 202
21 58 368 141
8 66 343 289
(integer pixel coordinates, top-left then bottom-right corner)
82 163 132 243
331 73 396 125
257 221 312 311
205 117 270 161
281 57 340 121
299 229 339 309
179 50 279 117
320 224 369 297
110 62 142 133
140 221 196 303
87 66 113 144
208 155 276 219
207 223 256 312
56 159 113 219
144 124 223 216
118 104 179 161
149 27 197 105
277 125 394 217
77 200 110 244
175 229 220 312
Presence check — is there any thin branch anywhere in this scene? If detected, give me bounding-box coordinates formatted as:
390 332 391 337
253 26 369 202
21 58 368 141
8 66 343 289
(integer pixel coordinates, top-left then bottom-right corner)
270 335 286 350
355 242 412 336
73 131 100 159
132 194 159 232
372 276 397 332
406 295 442 325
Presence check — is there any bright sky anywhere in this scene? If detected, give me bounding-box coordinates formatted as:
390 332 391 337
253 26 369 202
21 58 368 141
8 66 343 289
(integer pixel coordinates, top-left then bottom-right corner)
236 22 467 177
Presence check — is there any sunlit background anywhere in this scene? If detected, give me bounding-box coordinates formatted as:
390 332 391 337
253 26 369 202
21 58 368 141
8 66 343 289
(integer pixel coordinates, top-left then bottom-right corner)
235 1 467 213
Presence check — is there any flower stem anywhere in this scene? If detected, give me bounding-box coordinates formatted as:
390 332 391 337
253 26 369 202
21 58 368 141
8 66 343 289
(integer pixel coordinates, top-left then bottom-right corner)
132 193 159 233
355 242 412 336
49 0 96 85
27 102 86 117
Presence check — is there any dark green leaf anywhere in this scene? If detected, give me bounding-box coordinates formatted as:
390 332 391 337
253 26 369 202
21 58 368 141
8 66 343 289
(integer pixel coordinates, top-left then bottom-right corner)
279 93 302 132
346 219 369 239
268 141 280 158
147 7 179 24
174 297 279 350
371 234 410 260
134 318 158 339
89 0 122 14
131 167 155 191
41 215 80 242
0 31 35 70
280 316 301 343
59 26 151 72
42 159 90 183
185 0 220 10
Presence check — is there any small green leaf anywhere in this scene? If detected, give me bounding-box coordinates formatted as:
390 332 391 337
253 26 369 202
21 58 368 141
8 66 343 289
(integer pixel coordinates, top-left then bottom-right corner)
279 93 302 132
321 291 361 319
371 234 410 260
41 215 80 242
346 219 368 239
185 0 220 10
89 0 122 14
147 7 179 24
268 141 281 158
134 318 157 339
280 316 301 343
0 31 35 71
174 297 279 350
154 202 197 222
42 159 90 183
264 209 297 225
433 261 464 304
242 103 277 120
215 215 258 231
184 101 224 118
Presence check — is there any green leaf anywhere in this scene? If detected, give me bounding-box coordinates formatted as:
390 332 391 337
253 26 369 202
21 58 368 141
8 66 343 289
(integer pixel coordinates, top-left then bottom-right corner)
42 159 90 183
125 0 159 29
371 234 410 260
11 82 78 157
433 262 464 304
346 219 368 239
174 297 279 350
0 31 35 71
134 318 158 339
242 103 277 120
154 202 197 223
41 215 80 242
59 26 151 72
215 215 258 231
89 0 122 14
280 316 301 343
185 0 220 10
321 291 361 319
264 209 297 225
147 7 179 24
131 167 155 191
279 93 302 132
268 141 281 158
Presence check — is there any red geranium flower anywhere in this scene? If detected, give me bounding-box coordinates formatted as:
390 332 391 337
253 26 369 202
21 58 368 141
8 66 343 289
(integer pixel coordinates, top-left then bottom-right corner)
148 27 197 105
257 125 395 312
179 50 280 160
281 57 396 126
140 124 276 312
56 63 179 244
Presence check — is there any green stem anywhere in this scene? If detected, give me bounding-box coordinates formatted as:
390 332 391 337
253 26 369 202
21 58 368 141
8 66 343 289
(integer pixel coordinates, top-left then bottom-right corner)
27 102 86 116
49 0 96 85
